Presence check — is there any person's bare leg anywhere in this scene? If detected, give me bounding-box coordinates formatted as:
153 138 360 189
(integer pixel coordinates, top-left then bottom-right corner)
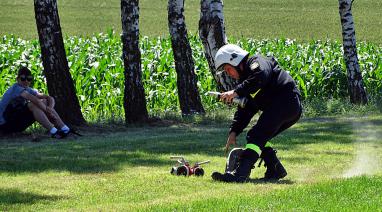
47 109 65 128
40 99 65 128
27 102 54 131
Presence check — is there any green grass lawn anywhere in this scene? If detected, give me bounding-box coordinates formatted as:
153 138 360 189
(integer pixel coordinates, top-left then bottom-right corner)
1 0 382 43
1 114 381 211
1 2 382 210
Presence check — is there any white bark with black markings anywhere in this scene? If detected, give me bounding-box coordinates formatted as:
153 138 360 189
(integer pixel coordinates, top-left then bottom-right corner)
34 0 86 126
338 0 368 104
121 0 149 123
168 0 205 115
199 0 237 91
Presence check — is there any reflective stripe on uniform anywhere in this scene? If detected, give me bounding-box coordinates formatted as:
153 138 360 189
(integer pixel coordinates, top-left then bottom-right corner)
250 89 261 98
245 143 261 155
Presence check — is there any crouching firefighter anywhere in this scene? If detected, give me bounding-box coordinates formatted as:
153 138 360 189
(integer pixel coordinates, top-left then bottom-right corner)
211 44 302 183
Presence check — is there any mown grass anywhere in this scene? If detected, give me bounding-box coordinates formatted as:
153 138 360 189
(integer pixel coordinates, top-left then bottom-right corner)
1 0 382 43
0 115 381 211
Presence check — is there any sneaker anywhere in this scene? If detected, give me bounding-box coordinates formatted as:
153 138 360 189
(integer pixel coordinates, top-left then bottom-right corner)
51 130 69 139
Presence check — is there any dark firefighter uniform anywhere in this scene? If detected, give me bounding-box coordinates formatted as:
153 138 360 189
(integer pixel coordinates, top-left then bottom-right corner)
231 54 302 151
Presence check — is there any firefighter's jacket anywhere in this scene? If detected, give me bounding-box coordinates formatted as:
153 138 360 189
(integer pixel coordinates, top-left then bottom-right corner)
230 55 300 135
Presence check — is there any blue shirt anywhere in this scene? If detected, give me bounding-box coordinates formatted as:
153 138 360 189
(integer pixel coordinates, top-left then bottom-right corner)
0 83 37 125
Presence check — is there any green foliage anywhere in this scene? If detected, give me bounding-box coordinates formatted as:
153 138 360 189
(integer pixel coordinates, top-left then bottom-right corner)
1 33 382 121
239 38 382 99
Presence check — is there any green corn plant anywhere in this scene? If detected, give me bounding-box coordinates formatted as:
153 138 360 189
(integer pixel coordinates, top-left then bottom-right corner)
1 33 381 121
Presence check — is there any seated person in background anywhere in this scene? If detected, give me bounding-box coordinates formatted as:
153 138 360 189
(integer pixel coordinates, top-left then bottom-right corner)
0 67 71 138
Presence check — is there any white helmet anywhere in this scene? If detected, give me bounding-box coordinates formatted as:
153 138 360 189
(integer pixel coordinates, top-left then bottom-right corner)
214 44 249 70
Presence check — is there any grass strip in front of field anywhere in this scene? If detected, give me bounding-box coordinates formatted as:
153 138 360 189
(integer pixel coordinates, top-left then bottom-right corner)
0 115 381 211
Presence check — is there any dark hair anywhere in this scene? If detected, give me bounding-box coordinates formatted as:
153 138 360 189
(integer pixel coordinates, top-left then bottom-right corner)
17 67 32 77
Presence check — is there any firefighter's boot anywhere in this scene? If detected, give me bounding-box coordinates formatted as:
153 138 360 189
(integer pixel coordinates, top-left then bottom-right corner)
261 147 287 180
211 149 259 183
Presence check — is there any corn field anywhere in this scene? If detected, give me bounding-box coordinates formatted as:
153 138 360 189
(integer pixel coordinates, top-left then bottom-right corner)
1 31 381 120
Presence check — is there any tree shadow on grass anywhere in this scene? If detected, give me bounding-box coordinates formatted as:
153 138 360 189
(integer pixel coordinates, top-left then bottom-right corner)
0 126 227 174
0 188 62 206
276 117 355 151
0 116 379 174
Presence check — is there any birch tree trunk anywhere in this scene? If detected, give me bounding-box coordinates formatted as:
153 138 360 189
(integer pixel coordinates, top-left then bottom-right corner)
34 0 86 126
121 0 149 123
199 0 236 91
338 0 368 104
168 0 205 115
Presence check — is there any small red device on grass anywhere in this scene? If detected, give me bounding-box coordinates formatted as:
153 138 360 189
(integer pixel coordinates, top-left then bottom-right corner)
170 156 210 177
